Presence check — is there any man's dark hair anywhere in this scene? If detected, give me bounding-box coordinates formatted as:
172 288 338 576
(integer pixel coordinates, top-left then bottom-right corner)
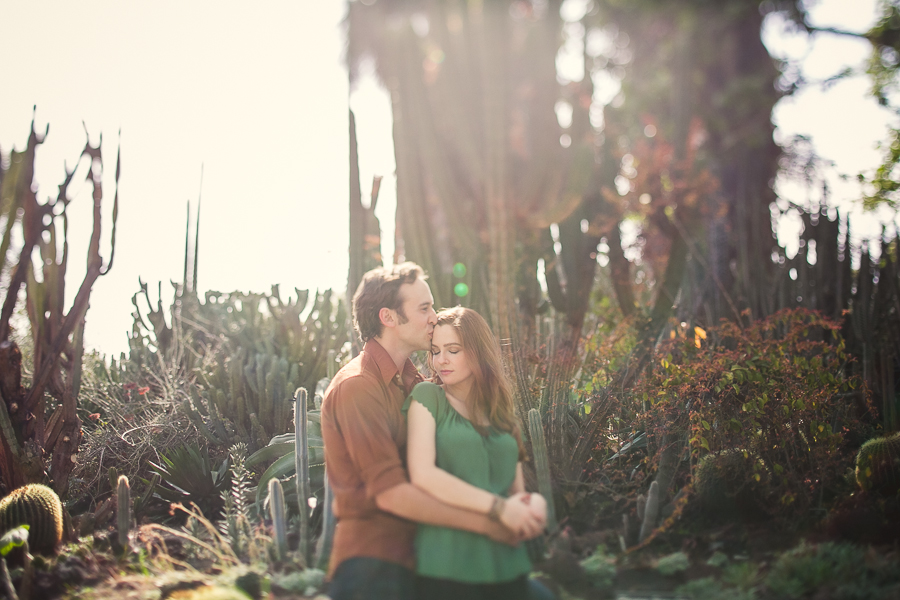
352 262 426 342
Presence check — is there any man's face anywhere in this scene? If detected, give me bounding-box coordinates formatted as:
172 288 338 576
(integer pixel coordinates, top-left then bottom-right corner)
394 278 437 352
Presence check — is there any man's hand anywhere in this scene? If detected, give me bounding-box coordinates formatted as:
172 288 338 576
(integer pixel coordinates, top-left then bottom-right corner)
484 519 521 547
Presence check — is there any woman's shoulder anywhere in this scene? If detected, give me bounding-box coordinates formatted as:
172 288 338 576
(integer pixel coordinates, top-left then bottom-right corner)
411 381 447 405
411 380 443 396
406 381 446 419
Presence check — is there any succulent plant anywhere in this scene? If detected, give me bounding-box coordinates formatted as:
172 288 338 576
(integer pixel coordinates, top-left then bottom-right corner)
693 449 768 519
116 475 131 551
855 432 900 496
148 444 230 519
0 484 64 556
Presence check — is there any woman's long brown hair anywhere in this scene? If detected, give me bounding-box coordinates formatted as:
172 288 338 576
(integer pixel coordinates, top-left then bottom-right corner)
428 307 524 455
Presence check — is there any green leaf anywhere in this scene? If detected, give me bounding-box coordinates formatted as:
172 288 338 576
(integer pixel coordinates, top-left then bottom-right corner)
701 420 711 430
0 525 29 556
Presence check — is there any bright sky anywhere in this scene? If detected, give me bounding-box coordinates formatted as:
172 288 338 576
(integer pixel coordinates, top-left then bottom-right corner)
0 0 893 357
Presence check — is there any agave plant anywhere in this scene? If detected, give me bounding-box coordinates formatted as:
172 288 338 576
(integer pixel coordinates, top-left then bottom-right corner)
148 443 231 519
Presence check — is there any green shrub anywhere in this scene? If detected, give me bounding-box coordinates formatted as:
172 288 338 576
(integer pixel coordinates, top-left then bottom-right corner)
579 545 616 588
765 541 900 599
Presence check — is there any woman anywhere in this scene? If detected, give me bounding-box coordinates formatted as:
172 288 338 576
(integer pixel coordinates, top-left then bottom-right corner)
403 306 547 600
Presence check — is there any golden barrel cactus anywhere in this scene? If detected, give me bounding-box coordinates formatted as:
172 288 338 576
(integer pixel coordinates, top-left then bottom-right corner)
0 484 64 555
855 432 900 496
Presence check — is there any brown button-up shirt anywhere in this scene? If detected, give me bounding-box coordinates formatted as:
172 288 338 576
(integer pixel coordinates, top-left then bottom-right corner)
321 339 423 576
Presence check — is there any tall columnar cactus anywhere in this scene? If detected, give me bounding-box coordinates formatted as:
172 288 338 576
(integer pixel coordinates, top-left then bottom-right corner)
116 475 131 551
268 478 288 562
638 481 660 544
0 484 63 556
315 471 335 571
527 408 557 531
856 432 900 496
295 388 311 566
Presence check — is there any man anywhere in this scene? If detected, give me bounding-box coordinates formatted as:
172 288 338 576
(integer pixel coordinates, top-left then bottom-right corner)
321 263 549 600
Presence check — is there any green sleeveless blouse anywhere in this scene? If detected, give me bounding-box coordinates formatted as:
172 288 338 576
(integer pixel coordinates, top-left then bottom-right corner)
402 381 532 583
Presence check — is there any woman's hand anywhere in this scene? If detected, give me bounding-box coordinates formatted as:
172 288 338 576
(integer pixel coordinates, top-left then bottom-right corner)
499 492 545 539
526 493 547 528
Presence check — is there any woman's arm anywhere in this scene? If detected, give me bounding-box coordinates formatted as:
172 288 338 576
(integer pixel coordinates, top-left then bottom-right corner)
508 463 526 495
407 400 543 537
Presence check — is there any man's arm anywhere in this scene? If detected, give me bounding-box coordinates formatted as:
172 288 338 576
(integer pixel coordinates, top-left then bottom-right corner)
375 482 521 545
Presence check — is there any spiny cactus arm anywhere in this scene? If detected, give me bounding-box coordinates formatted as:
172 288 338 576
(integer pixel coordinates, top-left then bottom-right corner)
108 467 118 493
207 402 231 446
295 388 311 566
189 387 209 418
249 414 267 451
527 408 557 532
117 475 131 551
638 481 660 544
0 394 23 459
181 400 222 447
0 118 47 343
268 478 288 562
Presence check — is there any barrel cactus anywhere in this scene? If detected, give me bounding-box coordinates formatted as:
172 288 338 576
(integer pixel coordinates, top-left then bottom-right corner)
693 449 768 519
0 484 64 555
855 432 900 496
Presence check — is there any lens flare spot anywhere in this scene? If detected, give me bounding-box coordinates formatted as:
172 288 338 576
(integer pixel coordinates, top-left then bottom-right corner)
454 283 469 297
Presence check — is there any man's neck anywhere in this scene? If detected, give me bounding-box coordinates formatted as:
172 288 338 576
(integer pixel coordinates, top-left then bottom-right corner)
373 335 415 373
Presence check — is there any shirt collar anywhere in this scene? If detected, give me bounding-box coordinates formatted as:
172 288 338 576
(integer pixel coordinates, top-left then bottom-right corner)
363 339 420 393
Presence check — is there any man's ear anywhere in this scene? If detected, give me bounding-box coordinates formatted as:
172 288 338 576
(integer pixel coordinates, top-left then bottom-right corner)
378 307 396 329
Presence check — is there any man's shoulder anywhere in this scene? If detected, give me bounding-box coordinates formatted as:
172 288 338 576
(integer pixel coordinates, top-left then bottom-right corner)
323 357 387 410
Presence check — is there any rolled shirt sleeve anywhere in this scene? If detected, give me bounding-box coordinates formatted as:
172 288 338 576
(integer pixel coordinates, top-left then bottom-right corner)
329 375 408 501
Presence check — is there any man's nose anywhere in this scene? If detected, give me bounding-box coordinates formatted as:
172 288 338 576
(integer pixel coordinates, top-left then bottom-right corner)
428 309 437 325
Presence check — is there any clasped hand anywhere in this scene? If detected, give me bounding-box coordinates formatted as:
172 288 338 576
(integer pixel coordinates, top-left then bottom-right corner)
500 492 547 540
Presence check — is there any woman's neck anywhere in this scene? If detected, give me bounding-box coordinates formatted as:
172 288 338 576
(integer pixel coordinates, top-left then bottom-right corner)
443 379 473 405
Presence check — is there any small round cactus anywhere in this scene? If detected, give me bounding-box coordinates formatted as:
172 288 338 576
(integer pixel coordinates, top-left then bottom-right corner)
693 449 768 519
855 432 900 496
0 483 64 555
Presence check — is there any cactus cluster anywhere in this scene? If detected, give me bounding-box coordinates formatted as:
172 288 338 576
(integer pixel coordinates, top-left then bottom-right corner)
174 290 347 451
855 432 900 496
0 484 64 556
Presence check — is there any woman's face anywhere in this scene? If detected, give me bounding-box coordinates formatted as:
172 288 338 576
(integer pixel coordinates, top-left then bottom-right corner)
431 324 474 389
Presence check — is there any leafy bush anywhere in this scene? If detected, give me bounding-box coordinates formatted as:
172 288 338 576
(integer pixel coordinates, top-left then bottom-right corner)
633 309 870 517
